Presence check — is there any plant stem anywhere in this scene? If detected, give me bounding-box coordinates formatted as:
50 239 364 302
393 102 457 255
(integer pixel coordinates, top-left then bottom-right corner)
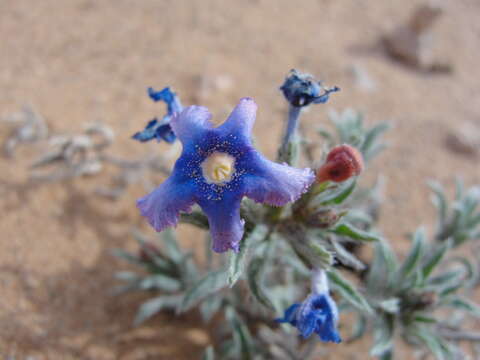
278 105 302 164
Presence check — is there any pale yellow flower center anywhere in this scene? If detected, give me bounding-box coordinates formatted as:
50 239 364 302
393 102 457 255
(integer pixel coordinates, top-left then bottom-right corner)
201 152 235 185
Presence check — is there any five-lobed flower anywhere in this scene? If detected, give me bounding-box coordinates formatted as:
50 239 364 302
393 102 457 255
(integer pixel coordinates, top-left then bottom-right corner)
137 98 315 253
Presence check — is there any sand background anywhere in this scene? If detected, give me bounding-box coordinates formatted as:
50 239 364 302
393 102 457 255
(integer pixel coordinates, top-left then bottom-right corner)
1 0 480 359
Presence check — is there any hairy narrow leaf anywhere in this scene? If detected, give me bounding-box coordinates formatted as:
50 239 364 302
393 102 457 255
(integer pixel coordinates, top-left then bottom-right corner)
180 211 209 229
397 228 426 282
292 238 333 269
428 181 448 229
328 269 372 313
332 240 366 271
202 346 215 360
316 180 356 206
134 295 182 325
228 225 268 287
225 307 255 359
139 274 181 292
112 248 144 266
421 241 450 280
379 298 400 314
329 222 380 242
412 326 452 360
370 315 394 357
444 297 480 317
247 257 274 310
200 294 223 322
161 228 183 263
367 240 397 293
179 270 227 313
346 312 368 343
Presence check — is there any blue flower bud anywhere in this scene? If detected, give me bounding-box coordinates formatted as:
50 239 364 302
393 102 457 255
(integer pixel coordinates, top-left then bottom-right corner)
280 69 339 107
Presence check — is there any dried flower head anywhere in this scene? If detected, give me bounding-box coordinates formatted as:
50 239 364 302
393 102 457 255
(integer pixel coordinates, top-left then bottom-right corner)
316 144 364 183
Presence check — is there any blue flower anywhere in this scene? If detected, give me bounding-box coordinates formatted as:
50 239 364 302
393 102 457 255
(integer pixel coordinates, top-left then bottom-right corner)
132 87 183 143
280 69 339 107
137 98 315 253
277 269 341 343
277 293 342 343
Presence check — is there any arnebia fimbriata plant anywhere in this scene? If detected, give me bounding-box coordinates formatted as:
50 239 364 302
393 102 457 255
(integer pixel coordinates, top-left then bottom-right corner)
112 69 480 360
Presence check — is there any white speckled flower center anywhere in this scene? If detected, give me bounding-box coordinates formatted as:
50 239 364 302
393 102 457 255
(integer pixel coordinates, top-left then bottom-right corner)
201 152 236 185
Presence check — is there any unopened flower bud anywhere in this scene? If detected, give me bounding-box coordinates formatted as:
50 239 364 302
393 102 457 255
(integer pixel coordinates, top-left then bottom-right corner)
306 209 340 228
316 145 364 183
280 69 339 107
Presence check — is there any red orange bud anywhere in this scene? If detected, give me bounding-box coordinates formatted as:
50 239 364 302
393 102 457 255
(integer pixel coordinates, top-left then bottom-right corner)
316 144 364 183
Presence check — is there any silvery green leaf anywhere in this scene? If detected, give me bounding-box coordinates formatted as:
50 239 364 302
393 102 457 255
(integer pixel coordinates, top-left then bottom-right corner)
179 270 227 313
370 315 394 357
112 248 144 266
313 180 356 206
202 346 215 360
139 274 181 292
134 294 182 325
446 256 476 282
361 122 390 162
327 269 372 313
329 222 380 242
180 211 209 229
161 228 183 263
317 127 334 146
413 314 437 323
292 239 333 269
345 209 373 227
379 298 400 314
332 240 366 271
200 294 223 322
114 271 140 282
228 225 268 287
131 230 171 270
379 352 393 360
112 271 142 295
439 283 464 297
421 241 450 281
346 312 368 343
247 257 274 310
411 326 453 360
444 297 480 317
367 240 398 293
396 228 426 282
428 269 465 288
225 307 255 360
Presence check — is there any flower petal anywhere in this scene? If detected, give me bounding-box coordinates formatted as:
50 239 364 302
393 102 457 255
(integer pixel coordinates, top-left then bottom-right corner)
218 97 257 138
243 153 315 206
317 321 342 343
198 194 244 253
170 106 214 145
276 303 300 324
137 176 195 232
312 294 342 343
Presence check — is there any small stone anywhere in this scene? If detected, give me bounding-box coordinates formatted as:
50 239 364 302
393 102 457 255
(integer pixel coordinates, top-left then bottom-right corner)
445 121 480 157
382 3 451 72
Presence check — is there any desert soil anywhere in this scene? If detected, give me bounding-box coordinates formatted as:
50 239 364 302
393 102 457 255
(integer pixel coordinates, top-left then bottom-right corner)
1 0 479 359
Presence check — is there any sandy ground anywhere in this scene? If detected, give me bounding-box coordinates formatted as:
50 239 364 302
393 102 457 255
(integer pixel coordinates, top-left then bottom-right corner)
1 0 480 359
